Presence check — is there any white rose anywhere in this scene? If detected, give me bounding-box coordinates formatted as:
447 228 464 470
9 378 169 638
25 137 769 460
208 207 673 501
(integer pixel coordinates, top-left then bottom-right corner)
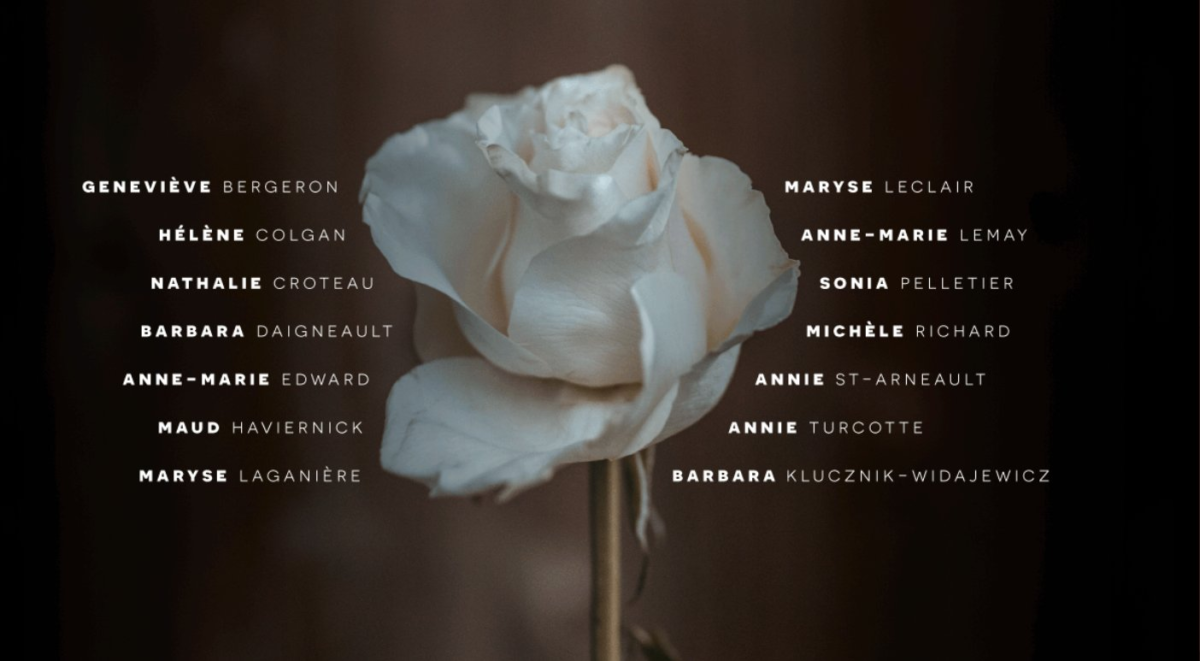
360 65 798 499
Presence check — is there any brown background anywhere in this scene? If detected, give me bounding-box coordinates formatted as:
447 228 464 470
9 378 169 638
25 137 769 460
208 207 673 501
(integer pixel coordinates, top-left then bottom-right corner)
39 0 1196 659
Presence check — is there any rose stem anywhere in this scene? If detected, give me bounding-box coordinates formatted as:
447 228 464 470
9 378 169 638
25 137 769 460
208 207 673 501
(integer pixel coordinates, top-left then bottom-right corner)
589 459 621 661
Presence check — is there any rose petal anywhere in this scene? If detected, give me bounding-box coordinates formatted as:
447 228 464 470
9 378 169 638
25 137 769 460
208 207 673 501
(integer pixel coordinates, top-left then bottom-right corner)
380 271 707 498
478 108 633 315
360 114 511 328
504 152 684 387
530 123 638 177
360 115 555 379
538 65 641 137
617 270 709 456
381 356 638 497
716 267 798 353
652 344 741 442
674 154 800 347
534 65 684 175
474 68 686 315
478 105 629 227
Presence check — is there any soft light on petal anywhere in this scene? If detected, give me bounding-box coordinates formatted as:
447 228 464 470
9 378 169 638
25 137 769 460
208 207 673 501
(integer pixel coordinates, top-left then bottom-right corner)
652 344 741 443
360 114 511 329
505 152 684 387
380 271 710 498
381 356 638 498
361 115 555 380
674 154 800 347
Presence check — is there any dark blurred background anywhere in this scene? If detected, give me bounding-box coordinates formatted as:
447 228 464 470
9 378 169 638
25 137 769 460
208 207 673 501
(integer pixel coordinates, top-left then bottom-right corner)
27 0 1197 659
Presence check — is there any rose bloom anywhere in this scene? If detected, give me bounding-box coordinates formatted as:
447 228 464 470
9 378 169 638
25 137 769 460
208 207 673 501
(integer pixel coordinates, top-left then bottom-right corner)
361 66 797 499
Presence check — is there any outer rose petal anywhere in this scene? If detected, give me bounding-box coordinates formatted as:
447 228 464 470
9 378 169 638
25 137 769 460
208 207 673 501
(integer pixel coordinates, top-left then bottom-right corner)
360 114 554 380
381 271 708 499
674 154 800 347
652 344 741 443
360 113 508 327
717 268 798 352
381 356 637 497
